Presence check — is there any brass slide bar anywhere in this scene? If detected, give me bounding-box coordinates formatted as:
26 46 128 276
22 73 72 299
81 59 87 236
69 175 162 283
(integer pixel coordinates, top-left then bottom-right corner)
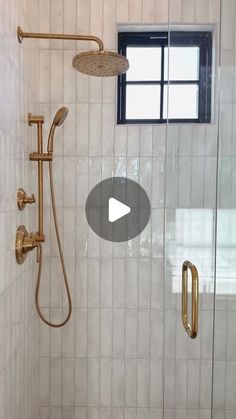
17 26 104 50
182 261 199 339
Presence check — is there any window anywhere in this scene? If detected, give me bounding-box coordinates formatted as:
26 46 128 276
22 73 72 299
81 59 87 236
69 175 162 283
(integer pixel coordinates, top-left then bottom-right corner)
117 31 212 124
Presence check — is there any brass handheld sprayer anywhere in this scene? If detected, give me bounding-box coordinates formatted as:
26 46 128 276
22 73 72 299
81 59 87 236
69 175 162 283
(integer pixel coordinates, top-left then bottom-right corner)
16 109 72 328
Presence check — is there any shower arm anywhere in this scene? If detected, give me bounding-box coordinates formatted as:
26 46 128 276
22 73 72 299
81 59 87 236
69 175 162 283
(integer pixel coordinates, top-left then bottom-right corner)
17 26 104 51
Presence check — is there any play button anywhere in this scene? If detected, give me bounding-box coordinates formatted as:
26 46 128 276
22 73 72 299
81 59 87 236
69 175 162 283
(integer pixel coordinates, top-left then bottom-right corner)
85 177 151 242
109 198 131 222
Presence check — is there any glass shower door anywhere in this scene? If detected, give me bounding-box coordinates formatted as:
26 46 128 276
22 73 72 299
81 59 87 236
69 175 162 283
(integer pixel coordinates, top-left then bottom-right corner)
163 22 219 418
213 0 236 417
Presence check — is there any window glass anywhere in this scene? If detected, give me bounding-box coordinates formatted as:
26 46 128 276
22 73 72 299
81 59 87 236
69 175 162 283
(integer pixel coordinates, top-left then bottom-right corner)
163 85 199 119
164 47 199 81
126 47 162 81
126 85 161 119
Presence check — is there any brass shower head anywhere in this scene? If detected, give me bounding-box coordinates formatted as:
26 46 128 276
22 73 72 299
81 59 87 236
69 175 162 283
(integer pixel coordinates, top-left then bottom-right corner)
47 107 69 154
72 50 129 77
17 27 129 77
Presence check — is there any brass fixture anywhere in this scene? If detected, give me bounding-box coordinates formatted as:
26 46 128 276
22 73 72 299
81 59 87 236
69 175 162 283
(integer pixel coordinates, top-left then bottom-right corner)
182 261 199 339
16 226 40 264
17 188 35 210
16 108 72 328
17 26 129 77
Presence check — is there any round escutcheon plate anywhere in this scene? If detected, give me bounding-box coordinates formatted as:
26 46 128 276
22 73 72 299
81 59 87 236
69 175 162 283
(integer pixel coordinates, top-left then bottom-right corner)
15 225 29 264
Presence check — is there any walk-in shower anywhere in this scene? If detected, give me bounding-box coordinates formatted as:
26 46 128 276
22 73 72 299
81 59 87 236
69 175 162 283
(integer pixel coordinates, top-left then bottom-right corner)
15 26 129 327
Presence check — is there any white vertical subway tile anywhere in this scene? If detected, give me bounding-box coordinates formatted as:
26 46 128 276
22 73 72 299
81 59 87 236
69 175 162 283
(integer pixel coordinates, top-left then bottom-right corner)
113 258 125 308
75 358 87 405
90 77 103 103
113 309 125 357
102 104 115 156
125 359 137 407
90 0 103 39
125 309 138 358
77 103 89 156
101 258 113 307
40 50 50 103
138 309 150 357
89 104 102 156
64 50 76 102
103 77 116 104
137 359 149 407
64 157 76 208
150 359 163 407
88 258 100 307
64 208 76 257
115 125 128 156
103 0 116 50
117 0 129 22
169 0 182 22
127 126 140 156
87 359 99 406
75 308 88 357
150 309 164 359
182 0 196 22
196 0 209 22
187 360 200 408
64 0 77 49
62 358 75 406
50 358 62 406
100 308 113 357
51 0 64 49
77 0 90 38
39 0 51 48
129 0 142 22
77 72 90 103
126 258 138 308
221 0 236 50
138 259 151 307
112 359 125 407
142 0 156 22
88 309 100 357
100 358 112 406
50 50 64 102
140 126 153 156
156 0 169 22
76 258 88 307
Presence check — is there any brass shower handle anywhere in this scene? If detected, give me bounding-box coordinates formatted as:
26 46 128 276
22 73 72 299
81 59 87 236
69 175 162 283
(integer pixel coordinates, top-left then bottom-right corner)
17 188 36 210
182 260 199 339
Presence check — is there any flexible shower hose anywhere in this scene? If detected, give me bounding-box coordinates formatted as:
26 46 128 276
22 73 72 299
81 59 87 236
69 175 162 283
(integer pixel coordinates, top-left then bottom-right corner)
35 161 72 328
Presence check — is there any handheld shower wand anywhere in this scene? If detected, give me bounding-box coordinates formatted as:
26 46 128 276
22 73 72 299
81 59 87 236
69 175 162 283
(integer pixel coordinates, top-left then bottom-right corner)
35 107 72 328
47 107 69 154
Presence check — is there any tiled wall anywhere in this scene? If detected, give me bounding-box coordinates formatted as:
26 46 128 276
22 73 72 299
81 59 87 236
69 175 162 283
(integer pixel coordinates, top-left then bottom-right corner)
38 1 220 419
0 1 40 419
213 1 236 418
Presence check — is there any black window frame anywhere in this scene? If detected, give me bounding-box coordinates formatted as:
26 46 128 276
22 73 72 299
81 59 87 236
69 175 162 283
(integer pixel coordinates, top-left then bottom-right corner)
117 31 212 124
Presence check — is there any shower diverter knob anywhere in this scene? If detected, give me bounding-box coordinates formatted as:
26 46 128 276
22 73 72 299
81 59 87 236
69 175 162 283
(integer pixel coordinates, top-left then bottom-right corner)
17 188 36 210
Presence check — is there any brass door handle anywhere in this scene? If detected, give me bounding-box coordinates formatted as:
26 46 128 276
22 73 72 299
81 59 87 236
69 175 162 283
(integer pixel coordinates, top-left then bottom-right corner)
182 261 199 339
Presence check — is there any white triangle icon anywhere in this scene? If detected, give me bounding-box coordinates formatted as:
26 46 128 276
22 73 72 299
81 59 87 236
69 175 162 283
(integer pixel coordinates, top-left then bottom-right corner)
109 198 131 223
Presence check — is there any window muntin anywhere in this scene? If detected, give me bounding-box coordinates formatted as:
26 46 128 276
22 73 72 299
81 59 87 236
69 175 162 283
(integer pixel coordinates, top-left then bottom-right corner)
117 31 212 124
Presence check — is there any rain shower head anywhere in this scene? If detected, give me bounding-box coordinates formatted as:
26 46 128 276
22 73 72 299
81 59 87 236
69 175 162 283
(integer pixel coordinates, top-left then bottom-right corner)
72 50 129 77
17 27 129 77
47 107 69 154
